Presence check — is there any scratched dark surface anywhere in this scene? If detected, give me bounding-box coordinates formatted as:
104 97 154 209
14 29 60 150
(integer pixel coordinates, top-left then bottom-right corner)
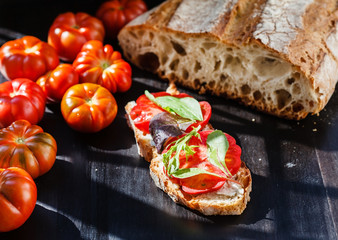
0 1 338 239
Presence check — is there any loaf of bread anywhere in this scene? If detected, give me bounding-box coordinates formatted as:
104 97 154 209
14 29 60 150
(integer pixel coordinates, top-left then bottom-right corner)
118 0 338 120
125 84 252 215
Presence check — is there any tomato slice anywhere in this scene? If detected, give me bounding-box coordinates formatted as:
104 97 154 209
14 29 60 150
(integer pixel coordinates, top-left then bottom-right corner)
164 130 242 195
181 175 226 194
130 103 163 134
130 92 211 134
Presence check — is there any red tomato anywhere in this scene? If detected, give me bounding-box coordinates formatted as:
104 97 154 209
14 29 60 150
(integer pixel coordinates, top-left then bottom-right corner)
0 78 46 128
96 0 147 38
61 83 118 132
48 12 105 62
73 40 132 93
129 92 211 134
0 167 37 232
164 130 242 195
0 120 57 179
0 36 59 81
36 63 79 103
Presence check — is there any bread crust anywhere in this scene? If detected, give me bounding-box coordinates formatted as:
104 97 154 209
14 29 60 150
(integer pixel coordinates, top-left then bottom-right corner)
119 0 338 120
125 84 252 215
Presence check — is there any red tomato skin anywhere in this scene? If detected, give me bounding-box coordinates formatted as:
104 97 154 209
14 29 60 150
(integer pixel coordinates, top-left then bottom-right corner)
73 40 132 93
48 12 105 62
0 36 59 81
96 0 147 38
164 130 242 195
0 78 46 128
0 120 57 179
61 83 118 132
0 167 37 232
36 63 79 103
130 92 211 134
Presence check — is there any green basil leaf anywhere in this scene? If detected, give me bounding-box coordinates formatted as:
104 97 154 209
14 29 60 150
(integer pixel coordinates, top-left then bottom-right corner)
145 90 203 121
207 130 232 177
171 168 224 179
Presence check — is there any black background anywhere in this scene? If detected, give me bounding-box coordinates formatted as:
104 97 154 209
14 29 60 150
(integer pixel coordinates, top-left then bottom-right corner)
0 1 338 239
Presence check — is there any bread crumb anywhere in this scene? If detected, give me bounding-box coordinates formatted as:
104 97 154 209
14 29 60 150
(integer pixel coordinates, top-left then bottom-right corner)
285 162 296 168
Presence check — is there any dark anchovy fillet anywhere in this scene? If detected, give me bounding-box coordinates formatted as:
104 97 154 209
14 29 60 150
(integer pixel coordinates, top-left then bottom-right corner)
149 112 193 152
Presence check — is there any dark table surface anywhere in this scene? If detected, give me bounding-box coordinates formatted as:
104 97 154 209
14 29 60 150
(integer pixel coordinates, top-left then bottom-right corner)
0 1 338 239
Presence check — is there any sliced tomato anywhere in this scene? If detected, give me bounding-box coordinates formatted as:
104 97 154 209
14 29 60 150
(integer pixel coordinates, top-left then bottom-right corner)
130 91 211 134
164 130 242 195
181 175 226 194
130 103 163 134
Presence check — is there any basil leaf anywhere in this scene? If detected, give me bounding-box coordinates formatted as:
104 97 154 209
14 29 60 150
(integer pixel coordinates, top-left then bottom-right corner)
171 168 224 179
145 90 203 121
207 130 232 177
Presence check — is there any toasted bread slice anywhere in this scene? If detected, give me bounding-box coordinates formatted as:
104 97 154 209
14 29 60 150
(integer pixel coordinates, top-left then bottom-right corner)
150 158 251 215
125 84 252 215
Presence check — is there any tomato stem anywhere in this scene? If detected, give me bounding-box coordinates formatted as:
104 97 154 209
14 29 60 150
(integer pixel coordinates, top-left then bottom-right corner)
15 138 25 144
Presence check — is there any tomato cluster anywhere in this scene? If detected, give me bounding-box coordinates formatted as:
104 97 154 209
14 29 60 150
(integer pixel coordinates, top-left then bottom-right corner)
0 0 147 232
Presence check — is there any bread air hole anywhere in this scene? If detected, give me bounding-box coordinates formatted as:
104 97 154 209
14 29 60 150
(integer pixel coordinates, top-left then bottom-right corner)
286 77 295 85
169 59 179 71
275 89 291 110
171 41 186 56
208 81 215 88
137 52 160 72
202 42 217 50
241 84 251 95
194 61 202 73
214 60 221 71
220 74 227 82
292 102 304 112
182 68 189 80
253 56 290 78
253 90 262 100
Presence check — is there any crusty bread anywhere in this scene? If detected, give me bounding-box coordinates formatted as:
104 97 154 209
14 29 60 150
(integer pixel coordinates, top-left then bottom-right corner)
118 0 338 120
125 83 252 215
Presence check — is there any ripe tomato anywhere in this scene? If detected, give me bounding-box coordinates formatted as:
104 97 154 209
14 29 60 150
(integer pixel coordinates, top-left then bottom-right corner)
61 83 118 132
0 78 46 128
36 63 79 103
129 92 211 134
96 0 147 38
0 36 59 81
48 12 105 62
165 130 242 195
0 120 57 179
73 40 132 93
0 167 37 232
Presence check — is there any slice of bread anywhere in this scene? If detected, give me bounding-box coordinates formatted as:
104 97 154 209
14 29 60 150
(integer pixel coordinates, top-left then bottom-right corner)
125 84 252 215
119 0 338 120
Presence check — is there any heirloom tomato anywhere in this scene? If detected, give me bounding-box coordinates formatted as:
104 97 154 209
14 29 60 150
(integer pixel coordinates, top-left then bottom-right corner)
48 12 105 62
61 83 118 132
96 0 147 38
0 120 57 179
73 40 132 93
0 36 59 81
0 78 46 128
37 63 79 103
0 167 37 232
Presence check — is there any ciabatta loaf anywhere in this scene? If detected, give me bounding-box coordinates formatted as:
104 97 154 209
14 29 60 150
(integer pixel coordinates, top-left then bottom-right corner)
119 0 338 120
125 84 252 215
